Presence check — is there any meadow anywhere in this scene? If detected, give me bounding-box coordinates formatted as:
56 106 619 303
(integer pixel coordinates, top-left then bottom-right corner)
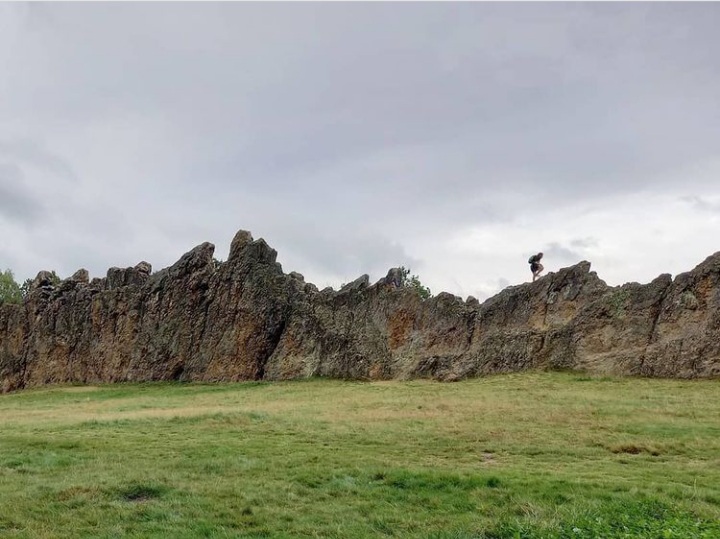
0 372 719 538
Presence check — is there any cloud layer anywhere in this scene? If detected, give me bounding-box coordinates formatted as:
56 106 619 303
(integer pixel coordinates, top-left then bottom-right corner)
1 3 719 299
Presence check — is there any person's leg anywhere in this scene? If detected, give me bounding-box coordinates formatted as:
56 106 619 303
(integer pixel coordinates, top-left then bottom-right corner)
531 263 544 281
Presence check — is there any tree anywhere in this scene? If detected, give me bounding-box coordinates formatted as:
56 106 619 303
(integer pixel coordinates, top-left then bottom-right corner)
0 269 22 305
398 266 432 300
20 278 33 299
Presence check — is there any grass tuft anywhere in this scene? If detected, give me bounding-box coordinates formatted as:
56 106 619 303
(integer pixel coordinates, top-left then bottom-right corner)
115 482 169 502
486 476 502 489
609 443 662 456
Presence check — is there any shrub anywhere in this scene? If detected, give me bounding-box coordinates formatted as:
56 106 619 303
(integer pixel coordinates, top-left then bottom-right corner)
399 266 432 300
0 269 22 304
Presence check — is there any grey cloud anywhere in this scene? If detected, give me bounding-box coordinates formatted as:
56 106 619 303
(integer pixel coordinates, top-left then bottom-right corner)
496 278 511 290
541 242 584 265
681 196 720 214
2 3 720 294
472 278 512 304
570 237 599 249
30 235 133 281
11 4 720 204
0 249 19 272
225 3 720 204
53 202 132 245
0 163 43 225
264 224 423 285
0 139 77 183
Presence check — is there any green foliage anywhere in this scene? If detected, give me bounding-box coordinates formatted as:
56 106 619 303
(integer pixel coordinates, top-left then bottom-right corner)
1 269 64 303
19 278 32 298
399 266 433 299
679 291 699 310
607 288 631 319
18 272 60 299
46 271 61 286
0 269 22 304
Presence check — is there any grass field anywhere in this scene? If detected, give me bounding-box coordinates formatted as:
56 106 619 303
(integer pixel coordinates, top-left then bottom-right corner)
1 372 719 538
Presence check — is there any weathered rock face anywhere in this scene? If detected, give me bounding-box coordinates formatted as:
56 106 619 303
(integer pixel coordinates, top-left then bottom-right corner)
1 229 719 392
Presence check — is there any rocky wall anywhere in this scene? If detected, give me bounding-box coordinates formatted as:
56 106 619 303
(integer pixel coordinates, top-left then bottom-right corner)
1 229 718 392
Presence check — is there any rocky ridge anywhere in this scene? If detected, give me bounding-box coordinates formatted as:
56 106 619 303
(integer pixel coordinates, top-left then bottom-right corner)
1 229 719 392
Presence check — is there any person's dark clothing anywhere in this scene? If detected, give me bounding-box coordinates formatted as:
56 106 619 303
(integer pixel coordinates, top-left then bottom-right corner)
528 254 543 274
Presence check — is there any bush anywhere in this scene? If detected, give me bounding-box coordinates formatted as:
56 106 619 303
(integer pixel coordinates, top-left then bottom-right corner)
0 269 22 304
19 278 32 298
399 266 432 300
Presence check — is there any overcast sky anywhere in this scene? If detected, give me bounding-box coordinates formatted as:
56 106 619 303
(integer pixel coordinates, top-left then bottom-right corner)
1 3 719 300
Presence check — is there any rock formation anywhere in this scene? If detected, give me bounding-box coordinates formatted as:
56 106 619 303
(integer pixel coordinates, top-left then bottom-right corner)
1 229 719 392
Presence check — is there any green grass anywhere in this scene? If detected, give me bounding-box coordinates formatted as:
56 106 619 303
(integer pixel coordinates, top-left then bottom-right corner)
0 372 719 538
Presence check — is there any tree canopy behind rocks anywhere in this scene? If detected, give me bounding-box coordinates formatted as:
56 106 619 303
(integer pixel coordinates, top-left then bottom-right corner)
0 269 22 304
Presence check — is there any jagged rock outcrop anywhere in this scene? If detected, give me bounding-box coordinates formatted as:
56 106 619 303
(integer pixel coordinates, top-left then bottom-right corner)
1 229 719 392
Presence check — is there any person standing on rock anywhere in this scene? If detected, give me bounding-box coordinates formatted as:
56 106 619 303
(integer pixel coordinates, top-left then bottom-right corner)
528 252 544 282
